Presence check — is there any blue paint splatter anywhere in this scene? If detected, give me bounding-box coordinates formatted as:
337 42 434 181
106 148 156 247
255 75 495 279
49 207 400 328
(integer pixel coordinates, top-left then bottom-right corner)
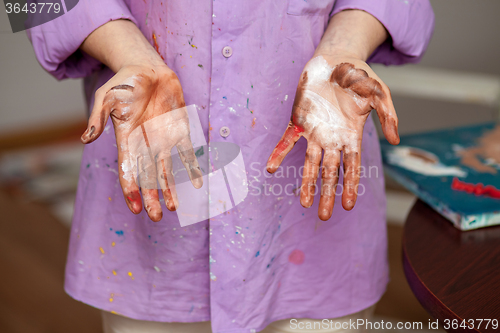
255 251 260 257
223 96 227 100
115 230 124 236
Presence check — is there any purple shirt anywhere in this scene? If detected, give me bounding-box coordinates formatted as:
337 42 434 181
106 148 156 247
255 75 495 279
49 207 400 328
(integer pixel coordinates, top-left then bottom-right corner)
28 1 434 332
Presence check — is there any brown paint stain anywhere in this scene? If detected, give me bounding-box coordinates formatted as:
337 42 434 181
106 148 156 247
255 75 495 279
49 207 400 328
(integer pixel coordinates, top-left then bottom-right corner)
291 71 312 125
331 63 385 100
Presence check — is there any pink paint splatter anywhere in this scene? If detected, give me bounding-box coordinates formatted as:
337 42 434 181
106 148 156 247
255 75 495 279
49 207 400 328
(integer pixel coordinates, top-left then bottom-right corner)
288 249 305 265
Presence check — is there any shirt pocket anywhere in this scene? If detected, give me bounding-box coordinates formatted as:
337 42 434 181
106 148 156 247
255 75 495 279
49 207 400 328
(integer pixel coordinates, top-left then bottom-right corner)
286 0 336 16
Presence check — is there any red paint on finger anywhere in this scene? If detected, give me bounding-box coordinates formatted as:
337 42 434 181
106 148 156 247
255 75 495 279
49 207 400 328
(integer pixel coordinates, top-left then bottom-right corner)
269 125 302 164
126 190 142 213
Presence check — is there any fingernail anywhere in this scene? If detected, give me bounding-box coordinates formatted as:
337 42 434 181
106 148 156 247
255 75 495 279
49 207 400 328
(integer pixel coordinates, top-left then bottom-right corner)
126 191 142 213
89 126 95 136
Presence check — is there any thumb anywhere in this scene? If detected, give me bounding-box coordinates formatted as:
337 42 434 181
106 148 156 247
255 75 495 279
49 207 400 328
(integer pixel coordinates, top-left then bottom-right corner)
373 88 400 145
81 87 112 144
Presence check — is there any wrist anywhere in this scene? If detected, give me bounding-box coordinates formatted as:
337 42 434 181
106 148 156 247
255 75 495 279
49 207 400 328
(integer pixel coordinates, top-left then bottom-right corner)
81 19 167 73
313 49 364 62
315 9 388 62
115 48 166 73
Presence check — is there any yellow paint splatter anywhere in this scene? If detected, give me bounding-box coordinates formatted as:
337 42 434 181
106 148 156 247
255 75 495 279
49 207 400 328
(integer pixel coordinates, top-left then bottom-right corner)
108 197 112 201
112 270 117 276
251 118 256 128
109 298 114 302
191 44 197 49
111 242 116 247
99 247 105 254
111 311 118 315
128 271 135 280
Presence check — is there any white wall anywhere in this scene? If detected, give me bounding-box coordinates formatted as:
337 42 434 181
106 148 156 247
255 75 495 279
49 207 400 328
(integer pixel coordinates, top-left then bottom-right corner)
385 0 500 135
0 8 86 135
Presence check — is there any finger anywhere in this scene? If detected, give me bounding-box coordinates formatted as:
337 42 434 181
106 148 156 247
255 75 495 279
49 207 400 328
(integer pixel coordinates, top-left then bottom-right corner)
114 112 143 214
318 149 341 221
267 121 304 173
136 124 164 221
81 85 112 144
176 136 203 189
373 85 400 145
118 149 142 215
341 147 361 211
141 188 163 222
138 159 163 222
300 143 322 208
157 155 178 211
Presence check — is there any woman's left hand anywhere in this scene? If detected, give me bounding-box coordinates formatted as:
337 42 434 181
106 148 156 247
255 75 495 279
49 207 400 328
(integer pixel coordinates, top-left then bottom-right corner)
267 53 399 220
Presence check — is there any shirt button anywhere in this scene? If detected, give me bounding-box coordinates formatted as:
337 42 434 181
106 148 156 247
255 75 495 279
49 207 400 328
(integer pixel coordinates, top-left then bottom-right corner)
222 46 233 58
220 126 230 138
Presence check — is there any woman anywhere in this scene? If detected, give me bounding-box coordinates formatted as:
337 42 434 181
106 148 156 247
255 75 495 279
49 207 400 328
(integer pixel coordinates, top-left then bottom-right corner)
28 0 434 332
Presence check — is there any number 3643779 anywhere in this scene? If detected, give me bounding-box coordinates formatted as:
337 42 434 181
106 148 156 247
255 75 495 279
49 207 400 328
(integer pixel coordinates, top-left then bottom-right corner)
443 319 499 330
5 2 62 14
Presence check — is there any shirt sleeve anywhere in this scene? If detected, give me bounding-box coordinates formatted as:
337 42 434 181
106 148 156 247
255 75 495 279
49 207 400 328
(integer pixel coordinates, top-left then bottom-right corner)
331 0 435 65
26 0 138 80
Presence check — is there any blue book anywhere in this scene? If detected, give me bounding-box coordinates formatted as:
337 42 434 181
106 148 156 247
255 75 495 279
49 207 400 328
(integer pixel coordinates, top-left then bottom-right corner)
380 122 500 230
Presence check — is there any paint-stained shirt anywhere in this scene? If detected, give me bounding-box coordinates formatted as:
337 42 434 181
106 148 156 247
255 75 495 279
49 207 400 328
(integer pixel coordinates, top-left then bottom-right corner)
27 1 434 332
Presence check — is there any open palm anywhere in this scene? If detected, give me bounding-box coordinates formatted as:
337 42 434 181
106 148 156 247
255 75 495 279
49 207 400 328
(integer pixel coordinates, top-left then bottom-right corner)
81 65 202 221
267 55 399 220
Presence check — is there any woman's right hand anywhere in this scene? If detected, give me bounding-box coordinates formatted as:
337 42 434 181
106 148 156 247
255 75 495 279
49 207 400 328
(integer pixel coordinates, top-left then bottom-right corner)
80 20 202 222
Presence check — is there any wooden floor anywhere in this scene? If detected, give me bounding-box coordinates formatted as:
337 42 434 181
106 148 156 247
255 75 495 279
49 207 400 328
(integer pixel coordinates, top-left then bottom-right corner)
0 189 432 332
0 190 102 333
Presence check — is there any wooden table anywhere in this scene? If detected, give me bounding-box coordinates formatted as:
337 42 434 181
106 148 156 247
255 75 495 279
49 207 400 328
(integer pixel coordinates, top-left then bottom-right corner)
403 200 500 333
